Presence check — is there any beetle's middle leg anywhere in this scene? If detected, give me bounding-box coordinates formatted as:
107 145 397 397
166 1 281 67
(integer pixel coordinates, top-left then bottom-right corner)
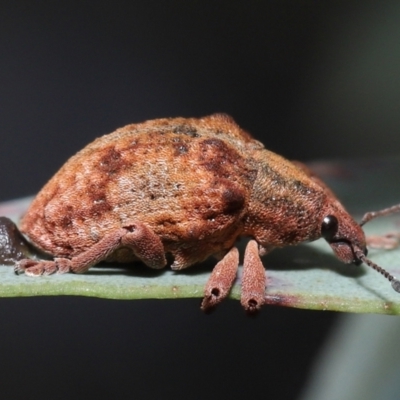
15 221 167 276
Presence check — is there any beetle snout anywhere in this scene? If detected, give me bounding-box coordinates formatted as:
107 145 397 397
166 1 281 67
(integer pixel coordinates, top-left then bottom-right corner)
329 241 358 264
321 212 367 264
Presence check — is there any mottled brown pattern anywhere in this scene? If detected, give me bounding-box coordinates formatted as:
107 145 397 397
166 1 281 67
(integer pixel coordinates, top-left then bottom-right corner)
20 115 259 261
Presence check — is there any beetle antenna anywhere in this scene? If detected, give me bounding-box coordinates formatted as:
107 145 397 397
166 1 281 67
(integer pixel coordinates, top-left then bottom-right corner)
360 204 400 226
354 245 400 293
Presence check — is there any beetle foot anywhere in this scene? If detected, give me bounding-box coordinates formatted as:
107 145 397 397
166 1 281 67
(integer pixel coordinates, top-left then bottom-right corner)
14 258 71 276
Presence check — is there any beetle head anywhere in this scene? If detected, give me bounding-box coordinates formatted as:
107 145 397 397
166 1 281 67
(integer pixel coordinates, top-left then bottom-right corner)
320 204 367 264
320 202 400 293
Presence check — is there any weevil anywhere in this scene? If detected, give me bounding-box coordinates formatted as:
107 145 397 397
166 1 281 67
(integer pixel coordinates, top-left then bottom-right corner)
8 114 400 312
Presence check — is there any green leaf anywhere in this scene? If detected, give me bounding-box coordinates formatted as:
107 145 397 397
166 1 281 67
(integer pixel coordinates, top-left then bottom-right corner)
1 158 400 314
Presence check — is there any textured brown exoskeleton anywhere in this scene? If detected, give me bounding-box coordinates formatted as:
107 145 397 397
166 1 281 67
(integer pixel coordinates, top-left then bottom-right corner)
14 114 400 312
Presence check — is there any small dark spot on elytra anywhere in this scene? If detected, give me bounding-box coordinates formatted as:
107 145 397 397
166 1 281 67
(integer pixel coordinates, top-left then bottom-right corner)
204 211 218 221
60 215 72 229
85 182 112 217
89 197 112 217
162 219 177 227
173 125 200 137
201 138 225 150
99 147 124 175
64 244 74 252
130 139 139 147
222 187 245 213
292 179 316 197
177 145 188 154
173 142 189 156
58 205 76 227
92 204 111 216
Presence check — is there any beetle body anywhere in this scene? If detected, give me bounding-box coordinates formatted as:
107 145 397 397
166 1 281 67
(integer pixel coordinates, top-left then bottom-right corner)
16 114 369 311
21 114 259 268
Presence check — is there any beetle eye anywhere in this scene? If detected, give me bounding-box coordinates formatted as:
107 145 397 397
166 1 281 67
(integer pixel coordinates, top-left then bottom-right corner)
321 215 338 241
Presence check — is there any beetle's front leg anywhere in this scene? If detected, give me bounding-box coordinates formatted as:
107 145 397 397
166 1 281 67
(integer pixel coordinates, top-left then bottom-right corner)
240 240 267 312
15 221 167 276
201 246 239 311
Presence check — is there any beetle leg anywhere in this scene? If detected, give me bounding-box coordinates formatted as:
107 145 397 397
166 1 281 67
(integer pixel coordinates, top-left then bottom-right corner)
171 250 200 271
15 221 167 275
366 233 400 250
201 246 239 311
16 259 59 276
240 240 266 313
119 221 167 269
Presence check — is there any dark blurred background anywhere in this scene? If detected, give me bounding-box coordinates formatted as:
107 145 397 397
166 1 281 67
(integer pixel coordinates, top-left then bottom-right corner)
1 1 400 399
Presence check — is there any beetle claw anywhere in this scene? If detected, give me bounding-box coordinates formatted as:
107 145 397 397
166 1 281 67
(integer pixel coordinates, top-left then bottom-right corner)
14 259 60 276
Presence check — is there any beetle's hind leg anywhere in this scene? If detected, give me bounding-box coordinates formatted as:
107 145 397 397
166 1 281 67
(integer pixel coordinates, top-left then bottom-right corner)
15 221 167 276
